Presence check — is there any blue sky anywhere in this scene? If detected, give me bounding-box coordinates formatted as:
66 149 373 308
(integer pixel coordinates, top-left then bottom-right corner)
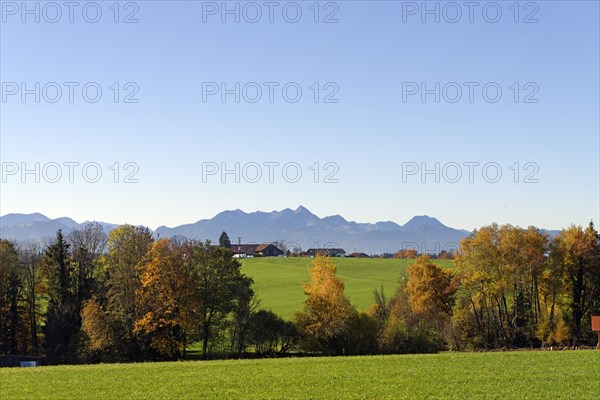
1 0 599 231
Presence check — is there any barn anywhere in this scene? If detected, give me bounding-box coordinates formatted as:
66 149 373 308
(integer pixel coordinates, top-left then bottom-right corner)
229 243 284 257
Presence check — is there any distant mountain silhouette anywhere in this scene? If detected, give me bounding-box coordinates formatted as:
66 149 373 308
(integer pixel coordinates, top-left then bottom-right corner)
0 207 560 254
0 213 117 243
152 207 473 254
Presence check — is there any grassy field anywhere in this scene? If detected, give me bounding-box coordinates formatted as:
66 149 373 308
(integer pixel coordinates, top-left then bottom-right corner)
240 257 453 318
1 351 597 399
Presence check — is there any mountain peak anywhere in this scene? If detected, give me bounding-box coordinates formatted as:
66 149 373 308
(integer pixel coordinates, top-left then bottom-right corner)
0 212 50 227
403 215 445 229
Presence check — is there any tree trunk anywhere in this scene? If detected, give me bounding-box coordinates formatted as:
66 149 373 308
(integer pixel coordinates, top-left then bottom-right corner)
202 321 210 359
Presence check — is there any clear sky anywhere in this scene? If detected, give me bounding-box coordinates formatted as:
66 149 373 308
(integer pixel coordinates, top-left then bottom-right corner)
1 0 598 231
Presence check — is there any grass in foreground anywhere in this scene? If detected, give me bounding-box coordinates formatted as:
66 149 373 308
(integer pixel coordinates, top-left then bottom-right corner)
241 257 454 318
1 351 598 399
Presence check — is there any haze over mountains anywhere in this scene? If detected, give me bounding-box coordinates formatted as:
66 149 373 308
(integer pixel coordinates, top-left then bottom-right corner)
0 207 473 254
153 206 472 254
0 213 119 242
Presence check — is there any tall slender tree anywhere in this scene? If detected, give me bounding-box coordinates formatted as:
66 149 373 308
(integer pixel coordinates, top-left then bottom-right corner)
0 240 22 355
20 243 43 355
43 230 78 363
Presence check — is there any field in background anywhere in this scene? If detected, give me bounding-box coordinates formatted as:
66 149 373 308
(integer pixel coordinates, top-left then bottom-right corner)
241 257 454 318
2 351 597 399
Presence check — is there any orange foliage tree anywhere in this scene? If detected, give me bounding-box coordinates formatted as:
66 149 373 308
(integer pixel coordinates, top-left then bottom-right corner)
294 255 353 354
134 238 198 359
406 255 456 317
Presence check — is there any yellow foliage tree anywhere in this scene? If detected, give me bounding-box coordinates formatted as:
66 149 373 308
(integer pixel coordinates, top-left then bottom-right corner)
406 255 456 316
133 238 198 359
81 299 112 352
295 255 353 353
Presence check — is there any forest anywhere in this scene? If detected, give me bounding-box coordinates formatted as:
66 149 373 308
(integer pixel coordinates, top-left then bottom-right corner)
0 222 598 364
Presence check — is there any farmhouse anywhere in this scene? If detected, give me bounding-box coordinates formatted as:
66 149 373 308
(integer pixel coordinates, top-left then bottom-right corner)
305 248 347 257
229 243 284 257
348 252 370 258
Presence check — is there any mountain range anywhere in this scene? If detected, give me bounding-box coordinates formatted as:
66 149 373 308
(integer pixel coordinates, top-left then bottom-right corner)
0 213 119 243
0 207 473 254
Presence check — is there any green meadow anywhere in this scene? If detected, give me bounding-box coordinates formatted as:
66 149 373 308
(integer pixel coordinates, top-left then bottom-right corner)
241 257 453 318
2 351 597 399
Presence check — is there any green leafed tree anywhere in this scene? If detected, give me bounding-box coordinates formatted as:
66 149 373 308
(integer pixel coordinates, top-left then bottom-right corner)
191 241 253 359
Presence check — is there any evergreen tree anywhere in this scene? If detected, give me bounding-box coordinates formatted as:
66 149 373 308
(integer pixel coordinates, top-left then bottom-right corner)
219 231 232 248
43 230 78 363
0 240 22 355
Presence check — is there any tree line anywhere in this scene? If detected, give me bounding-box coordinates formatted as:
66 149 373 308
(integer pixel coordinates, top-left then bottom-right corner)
294 223 600 355
0 222 598 364
0 225 294 363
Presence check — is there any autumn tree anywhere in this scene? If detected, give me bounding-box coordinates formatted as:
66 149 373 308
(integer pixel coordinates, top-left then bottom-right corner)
537 240 570 345
379 277 441 354
82 225 154 360
453 224 513 348
437 250 456 260
403 255 458 349
454 224 554 348
133 238 199 359
81 298 113 354
294 255 353 354
406 255 456 316
550 223 600 344
395 249 418 259
496 225 548 346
